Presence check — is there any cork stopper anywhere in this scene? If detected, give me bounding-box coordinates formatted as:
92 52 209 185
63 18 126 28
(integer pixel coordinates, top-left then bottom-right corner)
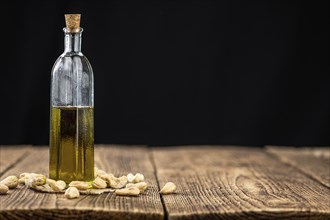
64 14 81 33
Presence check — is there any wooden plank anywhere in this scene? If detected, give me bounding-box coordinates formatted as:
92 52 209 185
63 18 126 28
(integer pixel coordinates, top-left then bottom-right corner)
0 145 164 220
266 146 330 188
0 145 31 177
151 146 330 220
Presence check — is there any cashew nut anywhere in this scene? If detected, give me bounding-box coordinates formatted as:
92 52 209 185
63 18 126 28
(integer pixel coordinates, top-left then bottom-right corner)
65 187 80 199
109 175 128 189
0 176 19 189
18 173 32 185
126 182 148 193
127 173 144 183
47 179 66 192
99 174 127 189
92 177 107 189
0 183 9 195
160 182 176 194
98 173 114 187
24 174 46 188
46 178 56 187
56 180 67 191
69 181 92 190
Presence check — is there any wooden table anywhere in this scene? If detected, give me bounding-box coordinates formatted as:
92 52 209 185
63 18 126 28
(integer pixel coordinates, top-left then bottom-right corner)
0 145 329 219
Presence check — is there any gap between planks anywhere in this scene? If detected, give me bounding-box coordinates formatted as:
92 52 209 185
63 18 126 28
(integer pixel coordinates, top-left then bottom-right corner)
266 146 330 189
148 149 169 220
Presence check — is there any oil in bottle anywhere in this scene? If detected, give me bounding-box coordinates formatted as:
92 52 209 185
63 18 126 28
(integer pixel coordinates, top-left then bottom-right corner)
49 106 94 183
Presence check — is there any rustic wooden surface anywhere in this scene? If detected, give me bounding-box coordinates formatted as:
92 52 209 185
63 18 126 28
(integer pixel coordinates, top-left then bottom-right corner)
151 146 330 220
266 146 330 188
0 145 163 220
0 145 329 220
0 146 30 176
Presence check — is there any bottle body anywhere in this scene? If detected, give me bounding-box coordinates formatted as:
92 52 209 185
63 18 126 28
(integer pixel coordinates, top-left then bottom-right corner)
49 28 94 183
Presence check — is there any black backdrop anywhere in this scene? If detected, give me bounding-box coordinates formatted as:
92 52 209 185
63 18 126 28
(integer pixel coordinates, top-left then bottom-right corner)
1 0 329 146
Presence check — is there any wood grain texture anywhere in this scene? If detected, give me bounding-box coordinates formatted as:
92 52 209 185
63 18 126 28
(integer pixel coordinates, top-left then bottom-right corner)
0 145 31 177
266 146 330 188
151 146 330 220
0 145 164 220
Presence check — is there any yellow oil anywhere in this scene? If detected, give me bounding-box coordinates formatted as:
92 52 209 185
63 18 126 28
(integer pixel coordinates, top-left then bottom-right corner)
49 106 94 183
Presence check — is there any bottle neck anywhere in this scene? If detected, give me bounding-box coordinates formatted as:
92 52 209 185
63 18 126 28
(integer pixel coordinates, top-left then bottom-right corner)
64 31 82 53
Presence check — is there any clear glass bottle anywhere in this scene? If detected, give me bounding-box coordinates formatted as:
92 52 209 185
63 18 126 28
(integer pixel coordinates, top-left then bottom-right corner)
49 14 94 183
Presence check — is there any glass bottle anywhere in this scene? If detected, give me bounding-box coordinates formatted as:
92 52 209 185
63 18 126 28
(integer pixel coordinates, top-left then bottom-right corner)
49 14 94 183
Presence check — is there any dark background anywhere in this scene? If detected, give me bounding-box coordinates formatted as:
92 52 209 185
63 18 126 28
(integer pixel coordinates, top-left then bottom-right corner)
1 0 329 146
